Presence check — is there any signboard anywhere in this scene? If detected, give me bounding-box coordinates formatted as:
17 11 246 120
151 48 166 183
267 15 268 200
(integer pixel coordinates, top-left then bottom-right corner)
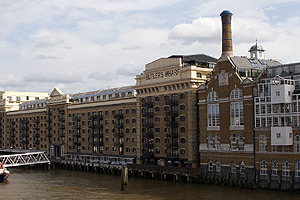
145 68 180 81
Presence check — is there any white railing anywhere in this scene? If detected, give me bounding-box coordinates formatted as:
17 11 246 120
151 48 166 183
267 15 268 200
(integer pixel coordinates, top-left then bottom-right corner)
0 152 50 167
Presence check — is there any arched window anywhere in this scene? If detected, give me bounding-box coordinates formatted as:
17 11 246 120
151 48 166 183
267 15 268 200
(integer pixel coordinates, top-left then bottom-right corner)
238 135 245 150
230 88 244 126
272 160 278 177
230 88 243 100
155 148 160 153
207 91 219 127
294 134 300 153
231 162 236 176
216 160 221 174
259 134 267 152
207 134 214 149
240 162 245 177
282 159 290 178
230 134 237 151
260 159 267 179
215 134 220 150
296 161 300 180
155 138 160 143
180 138 186 143
207 91 219 102
208 160 213 173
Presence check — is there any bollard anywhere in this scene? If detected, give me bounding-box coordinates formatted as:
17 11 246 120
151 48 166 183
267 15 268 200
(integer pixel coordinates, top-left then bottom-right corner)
121 166 128 191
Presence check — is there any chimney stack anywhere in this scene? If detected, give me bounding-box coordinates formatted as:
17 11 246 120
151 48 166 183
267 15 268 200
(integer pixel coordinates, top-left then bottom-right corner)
220 10 233 58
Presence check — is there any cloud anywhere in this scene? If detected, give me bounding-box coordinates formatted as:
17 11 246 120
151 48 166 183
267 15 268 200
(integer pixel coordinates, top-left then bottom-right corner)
88 72 116 81
35 37 65 48
168 17 220 44
0 74 24 88
23 72 82 83
116 63 143 76
36 54 61 59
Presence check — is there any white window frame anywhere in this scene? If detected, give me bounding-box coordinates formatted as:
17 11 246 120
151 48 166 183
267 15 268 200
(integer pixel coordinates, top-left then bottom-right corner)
295 135 300 153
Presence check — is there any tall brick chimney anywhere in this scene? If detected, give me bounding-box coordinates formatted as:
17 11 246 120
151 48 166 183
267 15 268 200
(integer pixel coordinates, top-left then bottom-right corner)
220 10 233 58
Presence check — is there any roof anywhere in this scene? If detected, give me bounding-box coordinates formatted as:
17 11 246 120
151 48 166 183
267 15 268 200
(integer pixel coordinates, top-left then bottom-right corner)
220 10 233 16
169 54 218 64
230 56 281 70
70 86 134 99
249 43 265 52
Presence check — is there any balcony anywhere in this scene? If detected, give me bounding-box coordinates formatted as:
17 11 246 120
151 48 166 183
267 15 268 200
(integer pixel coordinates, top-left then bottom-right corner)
58 110 65 115
142 112 153 118
72 116 81 121
9 127 15 131
88 115 98 121
59 124 65 129
33 133 40 138
114 113 124 119
46 133 52 137
72 125 81 129
73 133 81 137
167 121 178 127
9 133 15 137
20 119 29 124
171 99 178 106
143 151 154 158
59 133 65 137
21 133 29 137
34 126 40 131
58 118 65 122
33 140 40 145
9 139 15 144
171 110 178 116
45 118 52 123
144 143 154 149
19 126 29 131
21 139 29 144
73 141 81 146
114 123 124 129
9 121 15 125
33 119 40 123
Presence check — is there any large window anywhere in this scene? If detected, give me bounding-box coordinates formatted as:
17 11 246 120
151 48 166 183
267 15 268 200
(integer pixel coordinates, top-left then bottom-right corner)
207 91 219 127
295 135 300 153
230 88 244 126
282 160 290 178
207 104 219 127
260 159 267 179
216 160 221 175
259 134 267 152
207 134 214 149
238 135 245 150
295 161 300 179
215 134 220 150
272 160 278 177
208 160 213 173
230 134 237 151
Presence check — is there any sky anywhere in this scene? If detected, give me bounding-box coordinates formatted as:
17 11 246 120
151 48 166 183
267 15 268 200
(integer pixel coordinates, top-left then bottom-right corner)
0 0 300 94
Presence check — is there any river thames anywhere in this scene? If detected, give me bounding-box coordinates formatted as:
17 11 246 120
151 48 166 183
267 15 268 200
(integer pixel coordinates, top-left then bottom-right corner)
1 168 299 200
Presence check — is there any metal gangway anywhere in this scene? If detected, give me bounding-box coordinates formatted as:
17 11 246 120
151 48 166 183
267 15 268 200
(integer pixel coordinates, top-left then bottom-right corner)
0 151 50 167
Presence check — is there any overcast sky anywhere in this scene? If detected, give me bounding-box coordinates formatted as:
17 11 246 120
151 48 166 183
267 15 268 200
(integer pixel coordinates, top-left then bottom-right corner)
0 0 299 94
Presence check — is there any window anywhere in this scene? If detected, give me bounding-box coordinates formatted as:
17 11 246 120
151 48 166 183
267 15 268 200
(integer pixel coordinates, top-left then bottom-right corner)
180 105 185 110
296 161 300 179
155 106 160 112
208 160 213 172
207 134 214 149
180 127 185 132
259 134 267 152
180 116 185 121
216 160 221 174
215 134 220 150
240 162 245 177
230 134 237 151
272 160 278 177
260 159 267 178
180 93 185 99
231 162 236 176
207 104 219 127
238 135 245 150
197 72 202 78
295 135 300 153
282 160 290 178
230 102 244 126
180 138 186 143
230 88 243 100
207 91 219 102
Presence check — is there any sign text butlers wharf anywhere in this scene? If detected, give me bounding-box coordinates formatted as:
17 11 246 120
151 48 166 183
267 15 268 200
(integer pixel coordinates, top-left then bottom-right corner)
145 68 180 81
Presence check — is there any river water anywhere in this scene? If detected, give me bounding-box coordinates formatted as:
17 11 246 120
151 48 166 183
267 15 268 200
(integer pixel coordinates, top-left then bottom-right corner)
0 168 299 200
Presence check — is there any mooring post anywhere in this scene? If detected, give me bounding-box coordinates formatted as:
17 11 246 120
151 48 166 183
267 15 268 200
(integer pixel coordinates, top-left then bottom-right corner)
121 166 128 191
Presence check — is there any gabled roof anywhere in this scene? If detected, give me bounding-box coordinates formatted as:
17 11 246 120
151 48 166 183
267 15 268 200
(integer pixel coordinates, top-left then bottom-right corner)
50 87 64 97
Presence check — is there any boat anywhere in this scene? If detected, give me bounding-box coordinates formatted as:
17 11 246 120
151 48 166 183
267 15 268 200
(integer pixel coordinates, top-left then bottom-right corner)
0 163 9 182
